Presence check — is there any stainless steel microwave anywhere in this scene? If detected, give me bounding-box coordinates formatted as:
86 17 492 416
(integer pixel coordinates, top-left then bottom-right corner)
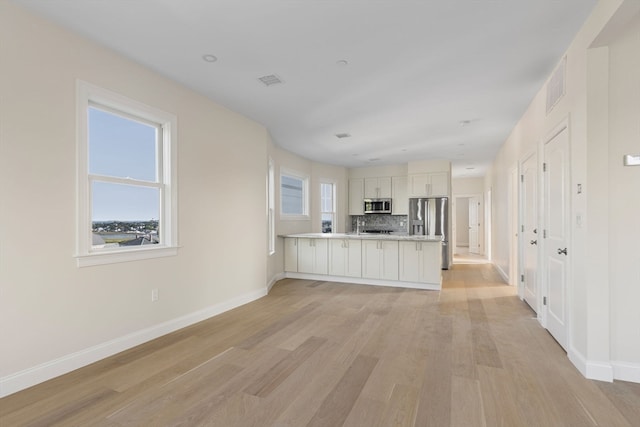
364 198 392 214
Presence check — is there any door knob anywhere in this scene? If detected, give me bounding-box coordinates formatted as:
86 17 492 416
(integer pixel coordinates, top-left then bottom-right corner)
530 240 537 245
557 248 568 255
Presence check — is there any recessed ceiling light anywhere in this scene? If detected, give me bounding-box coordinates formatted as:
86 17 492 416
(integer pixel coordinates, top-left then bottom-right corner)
466 167 475 170
202 54 217 63
459 120 471 126
336 60 349 66
368 158 380 162
335 133 351 139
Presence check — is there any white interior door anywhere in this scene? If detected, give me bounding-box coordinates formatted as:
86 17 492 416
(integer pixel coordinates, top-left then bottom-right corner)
543 124 570 350
469 197 480 254
520 151 538 313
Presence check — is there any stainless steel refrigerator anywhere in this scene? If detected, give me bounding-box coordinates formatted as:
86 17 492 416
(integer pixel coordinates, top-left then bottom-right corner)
408 197 449 269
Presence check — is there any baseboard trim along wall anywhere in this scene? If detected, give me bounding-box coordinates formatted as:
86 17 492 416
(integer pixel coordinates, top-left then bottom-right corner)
611 361 640 383
0 287 268 398
267 272 286 292
494 263 510 284
568 346 614 382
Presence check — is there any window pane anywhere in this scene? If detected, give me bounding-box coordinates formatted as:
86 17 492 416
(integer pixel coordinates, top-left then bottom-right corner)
321 213 333 233
89 107 158 182
92 181 160 247
281 175 304 215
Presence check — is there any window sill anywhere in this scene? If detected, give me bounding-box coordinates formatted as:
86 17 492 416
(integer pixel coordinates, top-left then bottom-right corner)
76 246 179 267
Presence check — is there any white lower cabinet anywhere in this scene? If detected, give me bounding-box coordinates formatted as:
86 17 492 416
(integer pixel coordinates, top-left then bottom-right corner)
297 238 328 274
399 241 441 284
329 239 362 278
284 238 298 272
362 240 399 281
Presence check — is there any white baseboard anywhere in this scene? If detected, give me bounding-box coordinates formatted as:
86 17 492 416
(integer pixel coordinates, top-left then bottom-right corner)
568 346 614 382
612 361 640 383
267 272 286 292
0 287 268 398
493 263 510 283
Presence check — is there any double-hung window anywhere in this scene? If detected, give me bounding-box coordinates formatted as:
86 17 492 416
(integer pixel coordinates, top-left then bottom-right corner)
320 182 336 233
76 81 178 267
280 169 309 219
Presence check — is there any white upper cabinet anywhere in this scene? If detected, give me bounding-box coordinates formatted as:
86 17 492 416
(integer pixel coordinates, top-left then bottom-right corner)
364 177 392 198
391 176 408 215
408 172 449 197
348 178 365 215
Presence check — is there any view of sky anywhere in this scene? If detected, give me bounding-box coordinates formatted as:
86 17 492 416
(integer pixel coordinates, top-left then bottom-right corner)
89 107 160 222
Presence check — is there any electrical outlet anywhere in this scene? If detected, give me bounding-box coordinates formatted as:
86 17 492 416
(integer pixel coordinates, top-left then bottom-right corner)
151 288 159 302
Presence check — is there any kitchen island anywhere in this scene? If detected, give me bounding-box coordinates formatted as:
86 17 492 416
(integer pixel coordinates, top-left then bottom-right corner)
281 233 442 290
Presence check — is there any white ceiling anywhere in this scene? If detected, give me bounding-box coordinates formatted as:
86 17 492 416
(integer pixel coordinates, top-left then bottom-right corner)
14 0 596 177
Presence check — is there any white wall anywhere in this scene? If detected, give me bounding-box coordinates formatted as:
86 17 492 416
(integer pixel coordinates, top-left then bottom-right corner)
486 0 640 382
455 198 470 246
606 11 640 373
0 2 272 395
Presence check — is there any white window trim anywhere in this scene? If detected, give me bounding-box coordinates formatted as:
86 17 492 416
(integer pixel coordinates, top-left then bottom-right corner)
320 180 337 233
75 80 178 267
267 157 275 255
280 168 309 220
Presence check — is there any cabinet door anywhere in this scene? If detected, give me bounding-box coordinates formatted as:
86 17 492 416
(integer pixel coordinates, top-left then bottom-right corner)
313 239 328 274
419 242 442 284
408 174 430 197
391 176 408 215
378 177 392 198
380 240 399 281
429 172 449 197
349 179 364 215
361 240 381 279
345 239 362 278
284 238 298 272
364 178 379 198
328 239 346 276
399 241 421 282
297 238 315 273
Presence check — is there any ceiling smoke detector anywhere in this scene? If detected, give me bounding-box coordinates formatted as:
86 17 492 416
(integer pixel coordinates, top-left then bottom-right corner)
335 133 351 139
258 74 283 86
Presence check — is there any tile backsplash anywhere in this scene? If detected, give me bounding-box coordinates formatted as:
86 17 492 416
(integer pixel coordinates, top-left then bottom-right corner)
350 214 408 233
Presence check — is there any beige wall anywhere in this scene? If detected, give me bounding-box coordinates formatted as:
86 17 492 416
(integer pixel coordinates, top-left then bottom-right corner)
0 1 272 393
486 0 640 381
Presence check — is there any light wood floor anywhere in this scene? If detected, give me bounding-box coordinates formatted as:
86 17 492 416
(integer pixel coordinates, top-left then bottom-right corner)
2 264 639 426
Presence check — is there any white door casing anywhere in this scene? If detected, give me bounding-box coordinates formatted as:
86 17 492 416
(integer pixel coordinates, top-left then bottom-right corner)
543 123 570 350
469 196 480 254
520 151 539 313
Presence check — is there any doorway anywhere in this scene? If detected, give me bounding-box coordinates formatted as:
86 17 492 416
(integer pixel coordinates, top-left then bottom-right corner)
453 194 486 264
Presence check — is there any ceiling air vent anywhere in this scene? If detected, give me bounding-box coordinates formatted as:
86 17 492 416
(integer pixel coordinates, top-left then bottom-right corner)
258 74 283 86
546 56 566 114
335 133 351 139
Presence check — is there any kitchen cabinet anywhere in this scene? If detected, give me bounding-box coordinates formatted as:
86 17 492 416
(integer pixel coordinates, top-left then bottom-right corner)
348 178 365 215
364 177 392 198
408 172 449 197
329 239 362 278
391 176 408 215
362 240 398 280
399 241 441 284
297 238 328 274
284 237 298 272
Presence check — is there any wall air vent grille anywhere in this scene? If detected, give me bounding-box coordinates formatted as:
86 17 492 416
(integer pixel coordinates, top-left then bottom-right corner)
258 74 283 86
335 133 351 139
546 56 566 114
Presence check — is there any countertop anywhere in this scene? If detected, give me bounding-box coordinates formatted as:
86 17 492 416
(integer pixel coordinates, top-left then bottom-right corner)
280 233 443 242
